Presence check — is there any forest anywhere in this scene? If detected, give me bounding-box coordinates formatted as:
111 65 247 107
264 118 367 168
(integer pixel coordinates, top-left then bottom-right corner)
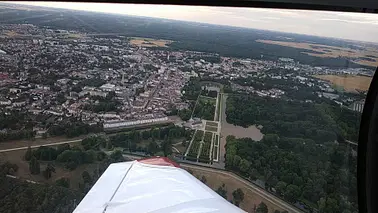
0 162 84 213
109 124 193 156
225 135 357 213
47 119 103 138
226 94 360 142
225 94 359 212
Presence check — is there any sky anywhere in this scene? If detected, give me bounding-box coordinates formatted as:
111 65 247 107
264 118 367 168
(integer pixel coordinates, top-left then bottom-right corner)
6 1 378 43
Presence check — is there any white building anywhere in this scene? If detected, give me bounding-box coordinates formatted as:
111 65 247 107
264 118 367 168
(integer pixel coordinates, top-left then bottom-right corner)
103 117 169 129
350 100 365 113
100 83 116 92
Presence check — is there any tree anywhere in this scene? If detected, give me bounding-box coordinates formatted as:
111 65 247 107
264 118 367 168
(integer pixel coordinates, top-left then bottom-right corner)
178 109 191 121
82 171 92 184
216 183 227 199
0 174 81 212
239 159 251 174
256 202 268 213
318 197 339 213
24 146 32 161
142 130 151 140
200 175 207 184
284 184 301 203
232 155 241 169
161 139 172 157
42 163 55 179
147 141 159 155
57 143 71 155
275 181 287 195
29 156 40 175
232 188 244 206
109 150 124 162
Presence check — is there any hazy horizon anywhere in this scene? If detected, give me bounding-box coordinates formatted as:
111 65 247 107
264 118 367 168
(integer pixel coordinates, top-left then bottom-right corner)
3 1 378 43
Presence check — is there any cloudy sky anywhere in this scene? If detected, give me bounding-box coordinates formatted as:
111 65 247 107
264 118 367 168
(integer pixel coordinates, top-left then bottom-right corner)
7 1 378 43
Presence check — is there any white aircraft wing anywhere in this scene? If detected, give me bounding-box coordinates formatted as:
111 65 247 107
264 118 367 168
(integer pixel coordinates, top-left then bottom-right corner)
72 157 246 213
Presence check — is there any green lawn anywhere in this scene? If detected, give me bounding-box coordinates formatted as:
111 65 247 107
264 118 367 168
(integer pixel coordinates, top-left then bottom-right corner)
205 125 218 132
206 121 218 127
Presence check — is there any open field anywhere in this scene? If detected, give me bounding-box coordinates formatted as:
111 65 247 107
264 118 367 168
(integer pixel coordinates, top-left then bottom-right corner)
205 125 218 132
187 167 288 213
256 39 378 67
206 121 218 127
313 74 372 92
199 95 217 101
129 37 172 47
199 95 216 104
63 33 87 39
0 149 97 190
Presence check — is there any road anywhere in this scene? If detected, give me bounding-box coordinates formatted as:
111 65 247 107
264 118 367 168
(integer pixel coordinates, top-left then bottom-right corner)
182 164 303 213
218 93 228 167
346 139 358 146
0 139 82 153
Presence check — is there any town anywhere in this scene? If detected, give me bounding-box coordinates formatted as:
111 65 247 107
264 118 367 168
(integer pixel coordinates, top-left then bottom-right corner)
0 3 372 212
0 24 369 140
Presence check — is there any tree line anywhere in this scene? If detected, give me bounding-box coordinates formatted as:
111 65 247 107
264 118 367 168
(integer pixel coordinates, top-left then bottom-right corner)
225 94 358 212
0 162 84 213
225 134 357 213
226 94 359 142
109 125 193 156
47 120 103 138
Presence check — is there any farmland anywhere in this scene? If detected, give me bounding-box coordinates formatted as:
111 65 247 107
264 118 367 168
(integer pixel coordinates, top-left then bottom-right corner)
129 37 172 47
257 39 378 67
313 74 372 92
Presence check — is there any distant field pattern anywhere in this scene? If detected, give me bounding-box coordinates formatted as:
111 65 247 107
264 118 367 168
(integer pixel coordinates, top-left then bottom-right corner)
314 74 372 92
129 37 172 47
257 39 378 67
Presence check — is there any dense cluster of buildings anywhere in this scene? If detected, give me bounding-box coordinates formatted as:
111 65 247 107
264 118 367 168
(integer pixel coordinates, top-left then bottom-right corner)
0 24 370 133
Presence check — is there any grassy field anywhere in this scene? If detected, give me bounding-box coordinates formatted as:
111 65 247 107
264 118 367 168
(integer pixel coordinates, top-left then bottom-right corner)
129 37 172 47
205 125 218 132
314 74 372 92
206 121 218 127
0 149 97 190
187 130 204 160
257 39 378 67
216 93 222 121
187 167 288 213
212 134 219 161
199 96 216 105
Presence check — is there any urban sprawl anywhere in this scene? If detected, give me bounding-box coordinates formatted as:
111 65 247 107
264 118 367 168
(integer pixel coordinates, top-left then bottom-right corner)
0 24 369 138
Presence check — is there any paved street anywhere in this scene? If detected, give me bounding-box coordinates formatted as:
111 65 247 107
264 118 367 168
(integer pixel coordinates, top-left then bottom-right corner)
0 139 82 153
